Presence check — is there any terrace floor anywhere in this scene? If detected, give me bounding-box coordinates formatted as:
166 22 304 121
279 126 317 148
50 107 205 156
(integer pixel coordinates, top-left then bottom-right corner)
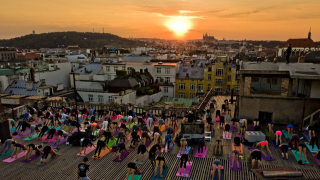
0 96 320 180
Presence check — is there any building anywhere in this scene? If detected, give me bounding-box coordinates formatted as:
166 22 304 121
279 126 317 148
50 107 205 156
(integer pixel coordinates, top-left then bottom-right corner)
3 80 53 96
0 68 29 94
239 62 320 125
0 47 17 61
203 32 217 42
278 30 319 58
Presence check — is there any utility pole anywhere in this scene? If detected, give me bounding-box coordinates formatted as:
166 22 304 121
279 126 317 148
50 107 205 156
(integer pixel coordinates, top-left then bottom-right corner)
71 66 80 142
301 98 306 132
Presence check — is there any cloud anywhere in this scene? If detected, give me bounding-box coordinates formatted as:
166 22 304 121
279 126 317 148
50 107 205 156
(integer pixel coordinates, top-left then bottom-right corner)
179 10 200 14
152 13 204 19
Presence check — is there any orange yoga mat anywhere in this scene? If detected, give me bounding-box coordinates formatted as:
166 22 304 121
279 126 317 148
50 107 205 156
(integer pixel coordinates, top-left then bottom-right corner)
232 143 243 154
91 148 111 159
160 124 166 132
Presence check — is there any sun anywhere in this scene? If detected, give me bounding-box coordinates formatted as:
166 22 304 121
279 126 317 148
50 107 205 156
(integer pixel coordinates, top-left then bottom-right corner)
166 17 191 36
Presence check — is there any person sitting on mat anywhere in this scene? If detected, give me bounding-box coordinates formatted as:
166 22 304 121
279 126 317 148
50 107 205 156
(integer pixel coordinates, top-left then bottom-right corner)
213 138 223 155
304 125 316 140
224 123 231 138
179 138 188 155
211 159 222 180
136 143 147 162
275 130 282 146
278 143 289 160
231 148 240 169
268 122 274 136
125 161 142 180
197 138 206 157
79 137 95 155
149 143 162 167
295 142 308 163
233 137 242 154
257 141 272 159
24 144 42 161
207 115 214 136
154 152 168 178
11 143 27 159
288 134 299 149
249 143 262 171
39 146 60 164
179 153 190 175
308 136 319 151
0 139 17 156
113 138 128 161
286 124 294 138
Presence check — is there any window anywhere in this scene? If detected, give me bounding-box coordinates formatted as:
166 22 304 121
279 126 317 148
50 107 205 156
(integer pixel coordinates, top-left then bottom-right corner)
208 67 212 72
190 84 195 90
215 88 222 92
190 94 195 98
179 83 185 90
291 79 311 97
198 84 203 91
165 68 170 74
45 92 48 96
157 68 161 74
107 75 111 80
127 67 133 74
216 69 223 76
98 95 104 102
235 85 240 92
207 84 211 90
208 74 211 80
164 87 168 93
228 67 232 72
156 77 161 83
259 112 272 121
88 95 93 102
215 79 223 86
179 93 185 98
228 75 231 82
108 96 114 102
106 66 110 72
122 66 125 70
114 66 118 71
165 77 170 83
250 77 282 94
227 85 230 92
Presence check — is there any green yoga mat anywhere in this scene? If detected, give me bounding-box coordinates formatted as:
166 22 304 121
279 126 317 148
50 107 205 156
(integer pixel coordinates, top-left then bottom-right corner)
282 130 292 139
127 174 142 180
304 142 318 153
292 150 309 164
0 149 14 158
24 133 38 140
128 122 137 129
265 130 275 138
107 138 118 147
150 164 170 180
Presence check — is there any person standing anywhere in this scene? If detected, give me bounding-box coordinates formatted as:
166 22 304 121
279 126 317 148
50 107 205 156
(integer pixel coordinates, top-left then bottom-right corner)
78 157 90 180
286 43 292 64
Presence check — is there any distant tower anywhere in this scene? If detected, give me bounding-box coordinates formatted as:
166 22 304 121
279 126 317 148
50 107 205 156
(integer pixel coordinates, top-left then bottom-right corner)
103 28 104 33
308 27 311 39
32 30 35 35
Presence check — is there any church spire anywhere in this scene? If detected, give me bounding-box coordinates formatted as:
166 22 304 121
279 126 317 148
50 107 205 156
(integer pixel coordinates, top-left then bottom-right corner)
308 27 311 39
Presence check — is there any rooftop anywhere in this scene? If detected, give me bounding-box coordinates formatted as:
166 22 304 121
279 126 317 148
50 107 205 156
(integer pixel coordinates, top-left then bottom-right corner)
108 77 139 88
160 97 196 107
279 38 317 48
0 69 14 76
4 80 42 96
176 59 206 79
73 63 102 74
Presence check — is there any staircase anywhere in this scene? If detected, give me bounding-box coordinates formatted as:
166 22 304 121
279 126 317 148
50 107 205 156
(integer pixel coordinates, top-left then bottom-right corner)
303 108 320 128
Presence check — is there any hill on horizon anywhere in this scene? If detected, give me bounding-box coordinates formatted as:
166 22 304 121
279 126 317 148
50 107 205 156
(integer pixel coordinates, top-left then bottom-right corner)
0 32 146 49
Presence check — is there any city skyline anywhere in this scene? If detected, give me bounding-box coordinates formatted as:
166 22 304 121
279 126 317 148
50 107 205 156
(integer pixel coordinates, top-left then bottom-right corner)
1 0 320 41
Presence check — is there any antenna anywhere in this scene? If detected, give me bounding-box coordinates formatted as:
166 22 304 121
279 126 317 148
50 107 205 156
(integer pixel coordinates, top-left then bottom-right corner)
103 28 104 33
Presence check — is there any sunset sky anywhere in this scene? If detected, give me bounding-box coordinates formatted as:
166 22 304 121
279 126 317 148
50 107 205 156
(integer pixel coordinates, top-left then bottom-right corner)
1 0 320 40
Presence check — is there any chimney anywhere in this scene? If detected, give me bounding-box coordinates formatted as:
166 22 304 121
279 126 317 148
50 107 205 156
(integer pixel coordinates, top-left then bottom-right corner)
26 81 33 91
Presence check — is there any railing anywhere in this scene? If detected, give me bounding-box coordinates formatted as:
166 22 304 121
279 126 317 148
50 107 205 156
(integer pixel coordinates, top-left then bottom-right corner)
303 109 320 127
76 88 105 93
197 88 213 114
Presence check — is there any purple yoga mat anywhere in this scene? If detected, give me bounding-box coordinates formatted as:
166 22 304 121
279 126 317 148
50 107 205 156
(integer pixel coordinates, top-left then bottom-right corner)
236 134 244 138
261 153 275 161
145 140 152 148
313 155 320 166
51 138 68 146
113 150 132 162
20 151 43 163
13 130 30 138
223 131 231 139
3 151 28 162
176 162 193 177
194 146 208 158
113 129 119 136
230 156 241 171
45 136 58 143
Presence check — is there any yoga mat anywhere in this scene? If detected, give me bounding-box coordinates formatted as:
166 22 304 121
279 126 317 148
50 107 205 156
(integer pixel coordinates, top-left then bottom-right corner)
24 133 39 140
133 152 148 165
150 164 170 180
302 132 312 141
304 142 318 153
177 146 192 158
0 149 14 158
107 138 118 148
145 140 152 148
13 130 30 138
45 136 58 143
51 138 68 146
93 137 105 145
223 131 231 139
176 162 193 177
77 146 96 156
128 122 137 129
277 149 292 161
113 129 120 136
261 153 275 161
3 151 27 162
92 148 111 159
211 168 224 180
20 151 43 163
292 150 309 164
37 134 48 141
312 155 320 166
113 150 132 162
230 156 241 171
162 143 175 153
236 134 244 138
282 130 292 139
272 139 280 149
160 124 166 132
10 127 16 131
194 146 208 158
127 174 142 180
233 144 243 154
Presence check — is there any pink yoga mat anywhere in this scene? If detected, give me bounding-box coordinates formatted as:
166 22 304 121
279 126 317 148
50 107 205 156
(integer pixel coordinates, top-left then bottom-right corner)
45 136 58 143
77 146 96 156
37 134 48 141
211 166 224 174
13 130 30 138
176 162 193 177
229 156 241 171
3 151 28 162
223 131 232 139
194 147 208 158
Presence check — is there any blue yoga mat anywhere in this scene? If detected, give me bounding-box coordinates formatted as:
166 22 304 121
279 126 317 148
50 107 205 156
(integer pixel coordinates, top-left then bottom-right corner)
281 130 292 139
292 150 309 164
272 139 280 149
304 142 318 153
212 169 224 180
0 149 14 158
302 132 312 141
150 164 170 180
24 133 38 140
